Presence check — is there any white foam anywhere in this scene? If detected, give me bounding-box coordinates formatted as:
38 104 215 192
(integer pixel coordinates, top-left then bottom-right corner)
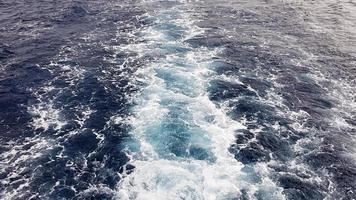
115 4 285 200
28 101 67 131
0 137 55 199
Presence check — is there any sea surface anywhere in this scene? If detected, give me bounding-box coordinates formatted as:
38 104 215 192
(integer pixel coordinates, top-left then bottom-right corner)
0 0 356 199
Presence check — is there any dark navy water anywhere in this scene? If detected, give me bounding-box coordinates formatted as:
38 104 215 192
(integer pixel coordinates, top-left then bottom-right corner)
1 0 355 199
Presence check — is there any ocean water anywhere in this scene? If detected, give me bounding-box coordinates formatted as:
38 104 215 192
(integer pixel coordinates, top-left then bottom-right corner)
0 0 355 199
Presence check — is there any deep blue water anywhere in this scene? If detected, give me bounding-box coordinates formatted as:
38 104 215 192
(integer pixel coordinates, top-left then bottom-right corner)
1 0 356 199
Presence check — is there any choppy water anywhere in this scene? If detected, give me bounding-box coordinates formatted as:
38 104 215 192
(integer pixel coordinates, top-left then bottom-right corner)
1 0 355 199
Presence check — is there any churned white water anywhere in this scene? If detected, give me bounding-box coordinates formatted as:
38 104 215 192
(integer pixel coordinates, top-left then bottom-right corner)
115 4 285 200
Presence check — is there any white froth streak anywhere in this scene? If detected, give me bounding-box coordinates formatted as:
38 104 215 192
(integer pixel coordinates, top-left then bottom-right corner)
116 5 285 200
0 52 93 199
0 137 55 200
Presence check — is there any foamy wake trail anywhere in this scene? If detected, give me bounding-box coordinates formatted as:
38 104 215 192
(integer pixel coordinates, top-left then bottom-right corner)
116 4 285 200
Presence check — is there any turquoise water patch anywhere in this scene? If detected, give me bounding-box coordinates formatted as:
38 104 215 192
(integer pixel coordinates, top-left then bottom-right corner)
142 100 215 162
155 67 200 97
154 23 186 40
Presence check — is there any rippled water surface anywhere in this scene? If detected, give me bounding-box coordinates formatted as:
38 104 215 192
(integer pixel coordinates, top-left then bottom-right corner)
1 0 355 199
